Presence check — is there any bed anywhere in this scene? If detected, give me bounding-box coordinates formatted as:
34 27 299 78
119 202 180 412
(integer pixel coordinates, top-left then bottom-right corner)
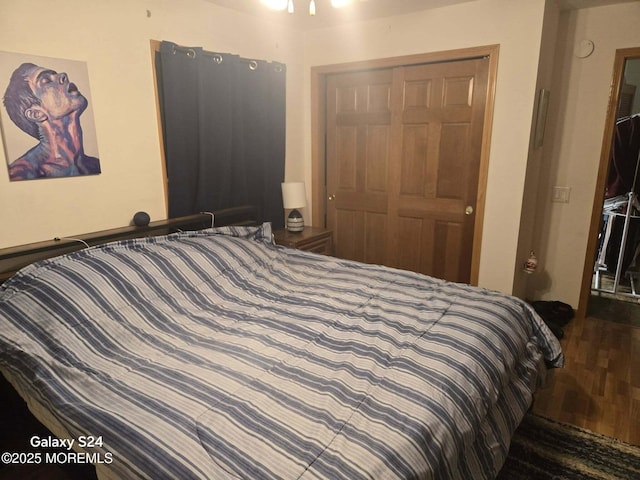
0 222 563 480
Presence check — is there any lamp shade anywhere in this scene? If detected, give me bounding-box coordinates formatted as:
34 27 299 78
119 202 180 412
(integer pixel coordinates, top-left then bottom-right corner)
281 182 306 209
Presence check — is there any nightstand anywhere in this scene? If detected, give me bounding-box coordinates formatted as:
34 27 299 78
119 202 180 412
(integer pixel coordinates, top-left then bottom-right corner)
273 227 333 256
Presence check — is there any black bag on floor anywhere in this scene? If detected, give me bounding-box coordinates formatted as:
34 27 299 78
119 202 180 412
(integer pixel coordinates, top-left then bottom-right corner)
530 301 575 340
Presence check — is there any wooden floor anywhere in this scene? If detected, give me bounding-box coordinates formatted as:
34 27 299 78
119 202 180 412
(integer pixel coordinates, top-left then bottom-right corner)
532 301 640 446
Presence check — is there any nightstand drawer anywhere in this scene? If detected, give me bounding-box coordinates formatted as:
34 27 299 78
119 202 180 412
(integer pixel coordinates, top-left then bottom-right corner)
273 227 333 255
298 235 333 255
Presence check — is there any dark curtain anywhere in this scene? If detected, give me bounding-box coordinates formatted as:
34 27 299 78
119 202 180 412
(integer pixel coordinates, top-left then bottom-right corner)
156 41 286 228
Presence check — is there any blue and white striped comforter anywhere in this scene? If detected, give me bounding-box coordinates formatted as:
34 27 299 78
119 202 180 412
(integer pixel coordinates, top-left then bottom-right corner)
0 224 563 480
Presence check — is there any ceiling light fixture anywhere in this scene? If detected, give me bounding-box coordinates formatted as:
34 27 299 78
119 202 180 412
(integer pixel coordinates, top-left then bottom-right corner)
263 0 355 16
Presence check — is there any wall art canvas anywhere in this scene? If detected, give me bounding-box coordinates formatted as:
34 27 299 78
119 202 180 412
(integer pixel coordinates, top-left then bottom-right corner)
0 51 100 181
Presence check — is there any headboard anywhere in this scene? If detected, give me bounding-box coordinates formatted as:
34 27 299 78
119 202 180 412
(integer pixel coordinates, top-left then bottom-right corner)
0 206 257 284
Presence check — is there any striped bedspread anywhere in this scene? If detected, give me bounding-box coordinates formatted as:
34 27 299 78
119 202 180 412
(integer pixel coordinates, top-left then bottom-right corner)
0 224 563 480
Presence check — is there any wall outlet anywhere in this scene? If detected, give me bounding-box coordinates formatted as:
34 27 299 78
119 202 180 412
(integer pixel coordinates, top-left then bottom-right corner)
552 186 571 203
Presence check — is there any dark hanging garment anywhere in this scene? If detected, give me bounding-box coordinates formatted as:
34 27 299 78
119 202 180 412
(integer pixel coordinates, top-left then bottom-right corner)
606 114 640 198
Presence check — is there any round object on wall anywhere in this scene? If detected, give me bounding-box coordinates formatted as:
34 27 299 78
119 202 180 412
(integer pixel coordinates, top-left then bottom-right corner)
133 211 151 227
575 39 594 58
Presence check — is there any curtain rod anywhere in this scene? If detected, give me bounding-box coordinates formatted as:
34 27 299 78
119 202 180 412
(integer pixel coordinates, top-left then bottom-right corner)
168 43 285 71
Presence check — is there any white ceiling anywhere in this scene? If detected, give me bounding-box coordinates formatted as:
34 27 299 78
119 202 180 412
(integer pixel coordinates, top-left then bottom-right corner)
203 0 473 30
203 0 639 30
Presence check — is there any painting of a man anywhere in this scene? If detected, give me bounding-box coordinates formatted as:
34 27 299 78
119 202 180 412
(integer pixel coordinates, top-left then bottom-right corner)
1 56 100 181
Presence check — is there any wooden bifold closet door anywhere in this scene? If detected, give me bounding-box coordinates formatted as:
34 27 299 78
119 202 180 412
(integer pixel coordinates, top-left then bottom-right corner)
325 56 489 284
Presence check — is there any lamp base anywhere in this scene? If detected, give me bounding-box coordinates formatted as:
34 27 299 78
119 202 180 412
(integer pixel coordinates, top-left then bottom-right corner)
286 209 304 232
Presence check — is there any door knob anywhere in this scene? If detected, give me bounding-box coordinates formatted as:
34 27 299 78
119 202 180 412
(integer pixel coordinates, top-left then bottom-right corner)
465 205 474 215
328 194 336 201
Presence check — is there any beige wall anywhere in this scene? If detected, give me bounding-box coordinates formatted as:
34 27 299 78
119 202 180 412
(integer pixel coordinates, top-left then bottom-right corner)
529 2 640 307
0 0 304 249
6 0 625 304
0 0 547 297
512 0 561 300
303 0 547 295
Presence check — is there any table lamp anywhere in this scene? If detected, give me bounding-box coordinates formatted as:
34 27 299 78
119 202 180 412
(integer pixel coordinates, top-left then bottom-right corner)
281 182 306 232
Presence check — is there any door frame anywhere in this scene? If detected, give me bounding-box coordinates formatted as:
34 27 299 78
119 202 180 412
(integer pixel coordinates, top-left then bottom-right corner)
577 46 640 319
310 45 499 286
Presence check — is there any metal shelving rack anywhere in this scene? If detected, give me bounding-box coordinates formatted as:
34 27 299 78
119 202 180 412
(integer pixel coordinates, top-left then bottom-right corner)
593 147 640 299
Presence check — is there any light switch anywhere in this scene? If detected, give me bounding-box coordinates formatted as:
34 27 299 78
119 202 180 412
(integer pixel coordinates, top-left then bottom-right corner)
552 186 571 203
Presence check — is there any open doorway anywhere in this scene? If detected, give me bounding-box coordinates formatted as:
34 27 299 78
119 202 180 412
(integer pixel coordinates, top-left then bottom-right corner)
583 49 640 324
